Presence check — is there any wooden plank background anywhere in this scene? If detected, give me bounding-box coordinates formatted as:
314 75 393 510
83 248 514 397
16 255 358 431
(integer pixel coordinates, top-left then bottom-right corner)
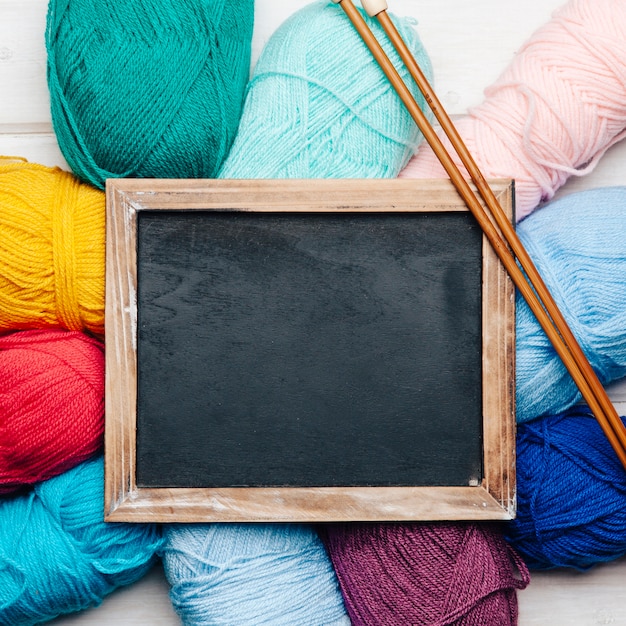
2 1 626 624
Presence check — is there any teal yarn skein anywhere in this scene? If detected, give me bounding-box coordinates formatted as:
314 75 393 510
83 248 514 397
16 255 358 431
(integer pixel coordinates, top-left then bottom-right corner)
161 2 433 624
46 0 254 189
219 0 432 179
0 456 163 625
515 187 626 422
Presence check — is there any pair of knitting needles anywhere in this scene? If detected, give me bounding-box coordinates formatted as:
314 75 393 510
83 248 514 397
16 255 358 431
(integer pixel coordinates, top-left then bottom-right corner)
332 0 626 469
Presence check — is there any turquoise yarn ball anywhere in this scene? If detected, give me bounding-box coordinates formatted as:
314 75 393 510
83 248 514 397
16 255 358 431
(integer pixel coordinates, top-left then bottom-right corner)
46 0 254 189
0 456 163 625
219 0 433 179
162 523 350 626
515 187 626 422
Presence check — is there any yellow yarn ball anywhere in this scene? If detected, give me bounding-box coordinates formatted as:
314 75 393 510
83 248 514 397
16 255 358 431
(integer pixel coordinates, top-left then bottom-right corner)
0 159 105 336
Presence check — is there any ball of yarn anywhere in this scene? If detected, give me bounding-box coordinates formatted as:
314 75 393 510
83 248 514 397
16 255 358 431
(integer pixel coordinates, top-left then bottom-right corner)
0 329 104 494
0 456 163 624
321 522 530 625
46 0 254 189
219 0 433 179
505 405 626 570
515 186 626 422
0 160 105 336
400 0 626 222
162 523 350 626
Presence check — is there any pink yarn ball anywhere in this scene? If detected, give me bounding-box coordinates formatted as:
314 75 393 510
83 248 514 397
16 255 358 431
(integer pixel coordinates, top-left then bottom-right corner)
400 0 626 221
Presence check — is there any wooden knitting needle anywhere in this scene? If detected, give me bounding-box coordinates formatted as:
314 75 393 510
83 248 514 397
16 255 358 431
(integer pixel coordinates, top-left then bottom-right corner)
332 0 626 468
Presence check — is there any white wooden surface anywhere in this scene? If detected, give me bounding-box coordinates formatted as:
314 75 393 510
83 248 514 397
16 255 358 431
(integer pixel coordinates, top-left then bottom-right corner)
2 1 626 624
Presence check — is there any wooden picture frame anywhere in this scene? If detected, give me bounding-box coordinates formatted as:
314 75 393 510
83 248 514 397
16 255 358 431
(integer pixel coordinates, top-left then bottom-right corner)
104 178 516 523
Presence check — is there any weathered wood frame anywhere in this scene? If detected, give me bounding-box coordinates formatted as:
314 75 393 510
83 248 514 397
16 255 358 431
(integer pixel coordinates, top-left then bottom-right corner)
104 178 516 523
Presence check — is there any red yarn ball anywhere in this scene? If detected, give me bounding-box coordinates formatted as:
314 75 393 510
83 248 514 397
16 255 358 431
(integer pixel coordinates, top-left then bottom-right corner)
0 329 104 493
321 522 530 626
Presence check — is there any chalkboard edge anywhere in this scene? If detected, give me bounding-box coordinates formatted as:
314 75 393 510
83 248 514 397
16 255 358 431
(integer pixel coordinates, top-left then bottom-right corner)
103 177 516 523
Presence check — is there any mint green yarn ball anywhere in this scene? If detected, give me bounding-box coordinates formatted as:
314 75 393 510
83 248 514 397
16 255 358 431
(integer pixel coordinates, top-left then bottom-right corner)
219 1 433 179
46 0 254 189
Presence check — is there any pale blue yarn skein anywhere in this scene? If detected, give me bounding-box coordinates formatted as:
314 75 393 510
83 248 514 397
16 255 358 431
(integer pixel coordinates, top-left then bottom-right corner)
164 524 350 626
0 456 163 625
162 2 433 624
516 186 626 422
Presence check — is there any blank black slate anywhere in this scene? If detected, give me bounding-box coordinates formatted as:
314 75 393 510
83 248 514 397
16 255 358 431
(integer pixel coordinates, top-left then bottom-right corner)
135 210 483 488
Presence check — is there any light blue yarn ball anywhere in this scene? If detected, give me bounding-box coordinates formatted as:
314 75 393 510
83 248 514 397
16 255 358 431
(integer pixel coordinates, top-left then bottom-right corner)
219 0 433 179
0 456 163 625
162 523 351 626
515 186 626 422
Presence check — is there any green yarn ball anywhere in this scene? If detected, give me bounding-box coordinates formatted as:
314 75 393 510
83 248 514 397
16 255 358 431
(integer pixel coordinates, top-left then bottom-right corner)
46 0 254 189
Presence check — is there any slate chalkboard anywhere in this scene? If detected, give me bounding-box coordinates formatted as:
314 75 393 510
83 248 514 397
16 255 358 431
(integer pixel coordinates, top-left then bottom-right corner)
104 178 515 522
136 210 482 489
